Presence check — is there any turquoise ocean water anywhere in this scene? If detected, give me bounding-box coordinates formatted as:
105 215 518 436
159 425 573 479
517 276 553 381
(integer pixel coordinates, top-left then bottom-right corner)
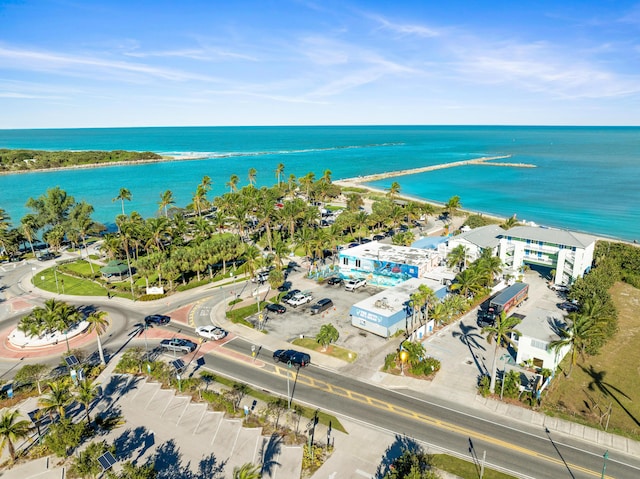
0 126 638 241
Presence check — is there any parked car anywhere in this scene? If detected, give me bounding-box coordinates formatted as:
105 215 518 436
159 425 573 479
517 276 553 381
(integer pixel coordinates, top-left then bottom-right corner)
310 298 333 315
195 325 227 340
37 252 56 261
278 281 292 292
145 314 170 326
266 303 287 314
326 276 343 286
285 292 313 307
344 278 367 292
273 349 311 368
558 301 579 312
550 284 570 293
160 338 197 354
281 289 301 302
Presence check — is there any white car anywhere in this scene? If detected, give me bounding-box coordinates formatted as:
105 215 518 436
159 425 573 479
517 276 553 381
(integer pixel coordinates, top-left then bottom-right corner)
344 278 367 292
195 325 228 340
285 293 313 307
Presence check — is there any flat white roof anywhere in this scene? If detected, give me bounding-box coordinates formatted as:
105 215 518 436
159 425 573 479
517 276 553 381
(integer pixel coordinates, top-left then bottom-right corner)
341 242 437 269
353 277 445 317
514 307 567 342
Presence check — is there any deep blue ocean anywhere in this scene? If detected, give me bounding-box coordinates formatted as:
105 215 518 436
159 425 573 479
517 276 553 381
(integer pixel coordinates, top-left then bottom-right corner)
0 126 638 241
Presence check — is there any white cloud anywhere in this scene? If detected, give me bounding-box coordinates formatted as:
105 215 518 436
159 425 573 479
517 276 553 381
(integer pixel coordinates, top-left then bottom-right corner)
368 13 440 38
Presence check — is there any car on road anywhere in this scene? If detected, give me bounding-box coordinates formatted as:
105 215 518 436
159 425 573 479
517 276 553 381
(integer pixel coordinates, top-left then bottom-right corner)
344 278 367 292
285 292 313 307
160 338 197 354
273 349 311 368
310 298 333 315
558 301 579 312
37 252 56 261
252 271 270 283
145 314 171 326
372 234 385 241
266 303 287 314
195 325 227 340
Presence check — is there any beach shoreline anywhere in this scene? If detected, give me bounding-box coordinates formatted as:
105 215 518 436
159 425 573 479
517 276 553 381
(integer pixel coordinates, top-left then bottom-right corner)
0 156 177 176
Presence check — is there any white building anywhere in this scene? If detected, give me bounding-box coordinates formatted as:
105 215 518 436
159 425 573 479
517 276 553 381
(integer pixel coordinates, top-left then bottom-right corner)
350 278 447 338
511 308 571 372
498 226 596 286
439 224 596 286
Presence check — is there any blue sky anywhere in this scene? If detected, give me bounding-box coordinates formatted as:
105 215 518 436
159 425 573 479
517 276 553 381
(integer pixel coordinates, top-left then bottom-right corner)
1 0 639 128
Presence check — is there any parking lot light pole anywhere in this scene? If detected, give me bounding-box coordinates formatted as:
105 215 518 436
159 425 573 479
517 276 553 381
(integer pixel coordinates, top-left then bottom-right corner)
287 360 292 408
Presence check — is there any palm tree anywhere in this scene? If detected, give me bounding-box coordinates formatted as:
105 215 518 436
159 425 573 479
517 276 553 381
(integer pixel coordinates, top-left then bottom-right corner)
482 312 522 394
316 324 339 351
550 311 605 377
227 174 240 192
86 311 109 365
20 214 39 257
275 163 285 187
38 381 73 420
247 167 257 186
400 340 427 369
321 169 332 184
445 195 461 217
112 187 132 215
447 244 468 271
500 214 519 230
450 268 484 298
158 190 175 218
76 379 100 424
387 181 401 199
69 200 96 273
233 462 261 479
0 410 32 463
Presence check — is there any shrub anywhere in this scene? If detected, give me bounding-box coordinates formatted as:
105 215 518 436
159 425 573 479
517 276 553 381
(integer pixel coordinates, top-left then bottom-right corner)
383 353 397 371
478 375 490 397
137 293 166 301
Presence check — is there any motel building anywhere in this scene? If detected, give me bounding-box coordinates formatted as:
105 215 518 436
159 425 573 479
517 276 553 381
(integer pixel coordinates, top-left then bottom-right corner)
438 224 596 286
349 278 448 338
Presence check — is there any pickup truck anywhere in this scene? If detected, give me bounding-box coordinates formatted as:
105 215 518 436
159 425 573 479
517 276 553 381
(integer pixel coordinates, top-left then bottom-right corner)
285 292 313 307
344 278 366 292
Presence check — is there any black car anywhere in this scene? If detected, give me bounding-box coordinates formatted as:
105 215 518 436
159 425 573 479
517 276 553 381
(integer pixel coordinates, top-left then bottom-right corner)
145 314 171 326
310 298 333 315
326 276 343 286
273 349 311 368
266 303 287 314
558 302 579 312
281 289 301 301
37 252 56 261
278 281 292 292
372 234 385 241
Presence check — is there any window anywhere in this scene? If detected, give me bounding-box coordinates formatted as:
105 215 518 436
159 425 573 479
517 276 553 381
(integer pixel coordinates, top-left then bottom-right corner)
531 339 547 350
342 258 349 265
355 259 361 268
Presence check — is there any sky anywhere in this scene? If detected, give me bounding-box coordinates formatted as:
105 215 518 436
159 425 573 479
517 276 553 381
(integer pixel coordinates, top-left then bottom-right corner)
1 0 639 128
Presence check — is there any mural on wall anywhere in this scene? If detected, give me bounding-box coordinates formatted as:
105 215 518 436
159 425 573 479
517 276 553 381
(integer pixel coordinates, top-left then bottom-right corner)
373 260 417 280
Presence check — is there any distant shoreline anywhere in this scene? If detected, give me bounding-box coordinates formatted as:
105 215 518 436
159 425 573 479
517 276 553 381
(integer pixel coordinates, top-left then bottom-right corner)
0 156 177 176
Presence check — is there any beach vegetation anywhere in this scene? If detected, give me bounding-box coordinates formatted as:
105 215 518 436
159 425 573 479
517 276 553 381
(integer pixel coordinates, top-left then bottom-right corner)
0 149 162 173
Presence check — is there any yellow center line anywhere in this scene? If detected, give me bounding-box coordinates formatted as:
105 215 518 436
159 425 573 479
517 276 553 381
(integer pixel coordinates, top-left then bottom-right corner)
271 367 609 478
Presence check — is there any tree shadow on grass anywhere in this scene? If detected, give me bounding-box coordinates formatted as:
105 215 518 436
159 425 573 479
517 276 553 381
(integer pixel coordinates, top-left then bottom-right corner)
374 434 423 479
580 364 640 428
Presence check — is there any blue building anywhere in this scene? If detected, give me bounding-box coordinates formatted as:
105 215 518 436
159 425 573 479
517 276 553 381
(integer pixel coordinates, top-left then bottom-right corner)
350 278 447 338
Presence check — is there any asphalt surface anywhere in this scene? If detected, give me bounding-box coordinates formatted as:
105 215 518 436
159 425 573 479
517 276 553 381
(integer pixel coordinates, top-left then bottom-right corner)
2 229 640 478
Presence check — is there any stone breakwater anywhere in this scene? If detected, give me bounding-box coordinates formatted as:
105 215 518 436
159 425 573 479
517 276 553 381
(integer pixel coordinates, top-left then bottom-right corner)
335 155 535 185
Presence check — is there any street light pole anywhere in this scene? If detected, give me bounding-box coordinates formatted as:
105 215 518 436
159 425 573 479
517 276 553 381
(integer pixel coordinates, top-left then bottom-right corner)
601 450 609 479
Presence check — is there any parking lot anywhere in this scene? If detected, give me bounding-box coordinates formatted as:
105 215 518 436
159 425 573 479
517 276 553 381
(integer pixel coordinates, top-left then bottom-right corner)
239 257 571 396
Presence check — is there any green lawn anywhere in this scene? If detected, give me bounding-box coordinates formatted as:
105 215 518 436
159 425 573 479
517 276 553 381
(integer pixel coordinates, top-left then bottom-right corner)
542 282 640 441
32 267 108 296
292 337 357 363
431 454 517 479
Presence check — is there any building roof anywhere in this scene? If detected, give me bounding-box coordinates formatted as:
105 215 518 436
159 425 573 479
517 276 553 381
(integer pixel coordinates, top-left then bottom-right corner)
352 278 447 317
450 224 504 249
100 260 129 275
411 236 448 250
514 307 567 343
500 226 596 249
341 242 437 268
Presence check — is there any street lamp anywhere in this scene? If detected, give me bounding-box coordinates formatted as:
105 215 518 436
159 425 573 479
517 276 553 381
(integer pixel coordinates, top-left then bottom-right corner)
399 350 408 376
601 450 609 479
